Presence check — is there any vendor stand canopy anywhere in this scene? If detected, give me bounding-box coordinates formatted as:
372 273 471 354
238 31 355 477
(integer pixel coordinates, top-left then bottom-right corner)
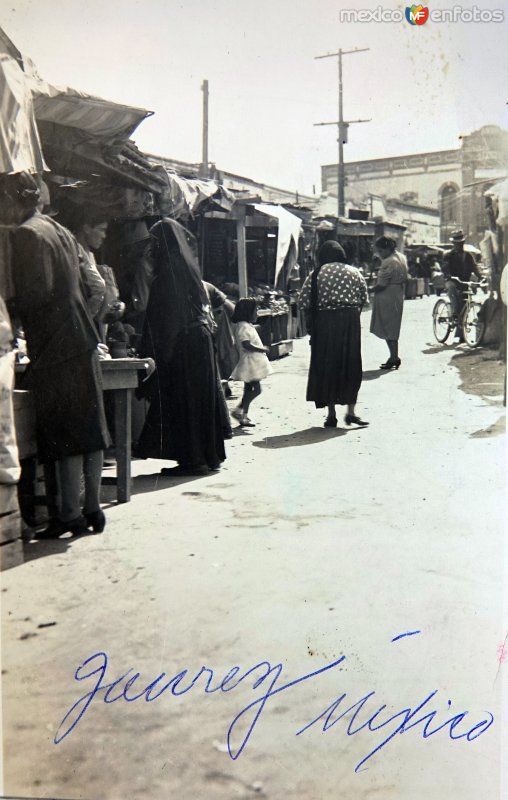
29 79 152 143
29 79 165 195
253 203 302 284
157 169 239 220
485 178 508 227
0 53 45 174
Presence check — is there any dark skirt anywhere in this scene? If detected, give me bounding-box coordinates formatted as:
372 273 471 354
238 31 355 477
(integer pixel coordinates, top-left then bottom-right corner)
135 325 226 469
306 308 362 408
28 350 111 463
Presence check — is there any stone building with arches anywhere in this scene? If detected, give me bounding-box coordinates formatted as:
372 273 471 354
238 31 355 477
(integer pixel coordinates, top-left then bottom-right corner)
321 125 508 245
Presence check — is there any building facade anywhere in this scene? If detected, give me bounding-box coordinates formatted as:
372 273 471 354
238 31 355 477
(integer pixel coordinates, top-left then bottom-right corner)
321 126 508 245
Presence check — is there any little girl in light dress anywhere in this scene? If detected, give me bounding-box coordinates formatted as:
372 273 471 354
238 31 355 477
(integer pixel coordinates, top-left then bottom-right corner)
230 298 273 427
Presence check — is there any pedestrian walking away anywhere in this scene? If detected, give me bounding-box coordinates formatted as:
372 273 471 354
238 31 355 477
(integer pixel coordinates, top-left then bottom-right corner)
301 240 369 428
230 298 273 428
370 235 408 370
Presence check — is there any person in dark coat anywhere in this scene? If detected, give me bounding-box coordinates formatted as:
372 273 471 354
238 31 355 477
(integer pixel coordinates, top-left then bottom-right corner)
135 218 226 473
1 172 110 537
443 230 482 340
301 241 369 428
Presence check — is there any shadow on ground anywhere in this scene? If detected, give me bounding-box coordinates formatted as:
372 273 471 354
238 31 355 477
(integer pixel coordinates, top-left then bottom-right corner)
451 348 505 395
362 368 395 381
470 415 506 438
422 343 461 355
130 470 210 495
21 528 100 563
252 426 349 449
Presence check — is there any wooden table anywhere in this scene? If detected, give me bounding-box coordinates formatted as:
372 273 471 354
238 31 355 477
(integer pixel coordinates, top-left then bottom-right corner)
101 358 151 502
15 357 151 505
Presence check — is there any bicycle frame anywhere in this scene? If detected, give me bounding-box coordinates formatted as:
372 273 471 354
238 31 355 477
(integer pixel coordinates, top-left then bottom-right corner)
432 277 488 347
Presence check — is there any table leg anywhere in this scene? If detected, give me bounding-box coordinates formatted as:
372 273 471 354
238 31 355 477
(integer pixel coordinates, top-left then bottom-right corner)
115 388 132 503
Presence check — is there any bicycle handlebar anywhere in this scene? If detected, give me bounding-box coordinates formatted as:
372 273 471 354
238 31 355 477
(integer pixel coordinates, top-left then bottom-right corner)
449 276 488 287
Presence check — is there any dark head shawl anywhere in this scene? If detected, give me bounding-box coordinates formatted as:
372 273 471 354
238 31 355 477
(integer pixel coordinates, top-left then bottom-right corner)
141 218 209 365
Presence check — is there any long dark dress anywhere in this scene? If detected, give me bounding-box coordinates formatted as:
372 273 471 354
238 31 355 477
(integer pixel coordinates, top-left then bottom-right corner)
135 219 226 469
11 213 110 462
301 262 368 408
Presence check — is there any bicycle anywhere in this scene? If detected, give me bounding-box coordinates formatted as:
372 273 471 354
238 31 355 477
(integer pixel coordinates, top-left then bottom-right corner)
432 277 489 347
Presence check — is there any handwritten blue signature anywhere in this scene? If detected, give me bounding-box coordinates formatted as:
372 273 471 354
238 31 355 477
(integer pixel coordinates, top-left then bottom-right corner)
54 632 494 773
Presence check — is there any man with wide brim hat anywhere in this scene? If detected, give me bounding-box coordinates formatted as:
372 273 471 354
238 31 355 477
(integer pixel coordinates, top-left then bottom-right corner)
449 229 467 244
443 229 481 340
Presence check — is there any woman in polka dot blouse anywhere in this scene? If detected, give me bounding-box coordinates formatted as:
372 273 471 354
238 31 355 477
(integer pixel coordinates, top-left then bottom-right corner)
301 240 369 428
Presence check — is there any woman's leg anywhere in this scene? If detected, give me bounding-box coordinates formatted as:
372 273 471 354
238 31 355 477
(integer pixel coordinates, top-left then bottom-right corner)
57 454 84 522
327 403 336 420
387 339 398 360
242 381 261 416
83 450 104 515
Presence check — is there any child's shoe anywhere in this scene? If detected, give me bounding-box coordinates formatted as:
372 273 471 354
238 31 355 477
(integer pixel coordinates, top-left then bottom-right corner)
231 407 244 421
240 416 255 427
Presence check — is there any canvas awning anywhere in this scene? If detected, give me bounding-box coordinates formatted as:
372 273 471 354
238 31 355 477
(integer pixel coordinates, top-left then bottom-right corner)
158 171 237 218
485 178 508 226
253 203 302 283
29 82 162 192
0 53 45 173
29 78 152 143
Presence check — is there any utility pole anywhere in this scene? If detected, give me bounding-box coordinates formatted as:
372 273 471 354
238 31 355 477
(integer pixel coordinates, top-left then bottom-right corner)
201 79 209 178
314 48 370 219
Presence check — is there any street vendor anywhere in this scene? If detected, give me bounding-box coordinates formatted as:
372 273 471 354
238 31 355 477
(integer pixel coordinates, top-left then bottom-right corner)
73 216 107 328
72 213 126 343
1 172 110 538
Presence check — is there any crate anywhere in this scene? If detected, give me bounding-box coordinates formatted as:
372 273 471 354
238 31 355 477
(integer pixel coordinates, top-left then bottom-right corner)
0 485 23 570
0 537 24 570
269 339 293 361
0 506 22 544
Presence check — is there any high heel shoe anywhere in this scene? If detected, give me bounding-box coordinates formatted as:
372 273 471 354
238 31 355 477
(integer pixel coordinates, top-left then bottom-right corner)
85 509 106 533
36 515 90 539
380 358 401 370
344 414 369 427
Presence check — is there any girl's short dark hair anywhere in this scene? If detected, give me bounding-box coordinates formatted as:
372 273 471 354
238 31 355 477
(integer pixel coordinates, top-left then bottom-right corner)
375 235 397 253
232 297 257 323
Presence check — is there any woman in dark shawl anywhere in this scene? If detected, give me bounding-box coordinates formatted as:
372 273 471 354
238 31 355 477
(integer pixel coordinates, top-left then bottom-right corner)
135 218 226 473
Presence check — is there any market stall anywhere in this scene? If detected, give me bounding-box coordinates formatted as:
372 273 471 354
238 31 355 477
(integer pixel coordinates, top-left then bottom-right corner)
0 32 164 538
0 44 44 568
199 199 303 357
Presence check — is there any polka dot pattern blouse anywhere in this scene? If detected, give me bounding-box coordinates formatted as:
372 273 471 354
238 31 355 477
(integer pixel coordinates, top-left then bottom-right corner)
301 263 368 311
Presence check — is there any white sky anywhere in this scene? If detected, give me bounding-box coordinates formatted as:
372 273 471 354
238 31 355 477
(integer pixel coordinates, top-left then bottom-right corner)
3 0 508 194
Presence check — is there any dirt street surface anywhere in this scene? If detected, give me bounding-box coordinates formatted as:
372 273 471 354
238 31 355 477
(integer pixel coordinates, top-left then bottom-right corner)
1 297 506 800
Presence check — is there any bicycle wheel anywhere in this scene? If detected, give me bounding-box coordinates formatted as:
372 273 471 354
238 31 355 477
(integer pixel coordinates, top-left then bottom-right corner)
462 302 486 347
433 298 452 343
